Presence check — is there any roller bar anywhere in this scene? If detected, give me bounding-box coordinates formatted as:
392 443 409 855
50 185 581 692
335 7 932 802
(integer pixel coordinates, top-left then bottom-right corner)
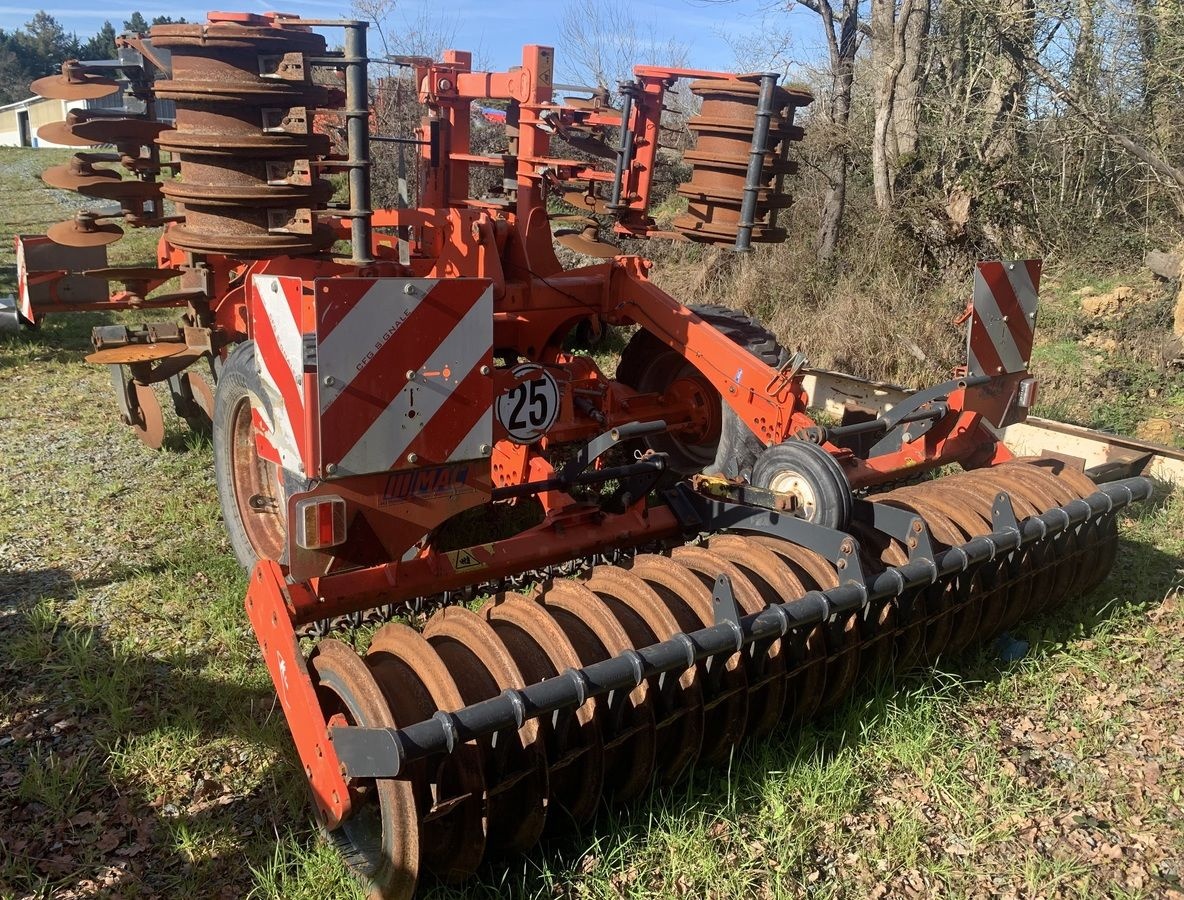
329 476 1152 778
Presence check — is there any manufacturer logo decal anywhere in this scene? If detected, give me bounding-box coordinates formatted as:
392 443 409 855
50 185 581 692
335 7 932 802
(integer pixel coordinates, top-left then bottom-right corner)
381 463 472 505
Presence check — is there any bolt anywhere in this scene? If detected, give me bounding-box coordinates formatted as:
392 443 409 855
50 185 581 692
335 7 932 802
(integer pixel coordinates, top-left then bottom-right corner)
405 370 416 380
1008 262 1015 270
480 364 491 376
996 366 1004 373
902 432 912 442
840 538 854 554
407 452 418 463
912 520 922 532
325 463 337 475
836 558 847 570
271 280 279 293
403 283 417 296
1002 315 1009 322
479 443 492 455
323 375 335 386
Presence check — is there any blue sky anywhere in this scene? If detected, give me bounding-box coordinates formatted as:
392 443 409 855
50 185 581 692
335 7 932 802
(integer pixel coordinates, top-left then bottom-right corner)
0 0 817 75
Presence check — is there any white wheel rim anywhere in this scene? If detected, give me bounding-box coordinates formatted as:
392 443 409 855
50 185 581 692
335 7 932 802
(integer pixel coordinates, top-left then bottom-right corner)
767 468 818 520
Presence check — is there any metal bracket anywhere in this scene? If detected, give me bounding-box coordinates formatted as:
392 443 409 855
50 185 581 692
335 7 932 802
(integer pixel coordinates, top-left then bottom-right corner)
990 491 1022 553
107 364 135 424
711 573 742 628
666 483 867 589
558 419 667 484
854 498 936 564
331 725 404 778
868 375 990 457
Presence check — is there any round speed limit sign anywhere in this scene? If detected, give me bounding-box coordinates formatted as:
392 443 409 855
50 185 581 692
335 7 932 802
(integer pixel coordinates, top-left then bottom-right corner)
497 365 560 443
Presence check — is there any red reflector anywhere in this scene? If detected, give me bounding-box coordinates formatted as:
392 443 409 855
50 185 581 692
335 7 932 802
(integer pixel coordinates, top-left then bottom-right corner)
294 496 347 550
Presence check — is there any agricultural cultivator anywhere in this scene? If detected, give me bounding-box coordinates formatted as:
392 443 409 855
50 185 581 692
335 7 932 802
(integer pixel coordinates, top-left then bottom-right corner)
15 12 1153 897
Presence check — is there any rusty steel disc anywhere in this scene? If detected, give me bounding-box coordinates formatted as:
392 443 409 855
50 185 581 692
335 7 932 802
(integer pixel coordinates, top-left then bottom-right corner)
549 213 597 226
925 479 1033 632
423 606 548 853
912 482 1010 644
85 343 185 365
627 554 749 764
71 117 169 145
539 580 657 802
1027 458 1116 590
37 120 100 147
310 639 420 900
366 623 487 883
74 179 162 204
129 382 165 449
42 163 121 191
583 565 705 783
182 370 216 430
955 468 1068 616
562 190 610 215
31 68 120 101
47 218 124 248
749 537 863 713
556 228 620 259
670 545 788 737
994 462 1096 599
482 594 606 825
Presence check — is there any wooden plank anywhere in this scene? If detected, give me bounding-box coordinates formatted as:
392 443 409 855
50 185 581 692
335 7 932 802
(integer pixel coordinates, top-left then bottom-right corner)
801 368 1184 484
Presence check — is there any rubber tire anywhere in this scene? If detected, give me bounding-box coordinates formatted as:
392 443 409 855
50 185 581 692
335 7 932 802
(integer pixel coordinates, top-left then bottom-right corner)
616 304 787 478
750 440 854 532
213 341 308 570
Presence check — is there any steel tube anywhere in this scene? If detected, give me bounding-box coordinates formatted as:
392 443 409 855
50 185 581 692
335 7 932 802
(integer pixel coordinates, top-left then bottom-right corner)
332 477 1152 778
343 21 373 265
733 73 778 252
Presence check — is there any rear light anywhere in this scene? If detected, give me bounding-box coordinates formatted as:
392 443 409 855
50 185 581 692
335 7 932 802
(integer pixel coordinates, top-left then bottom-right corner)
294 496 347 550
1017 377 1038 408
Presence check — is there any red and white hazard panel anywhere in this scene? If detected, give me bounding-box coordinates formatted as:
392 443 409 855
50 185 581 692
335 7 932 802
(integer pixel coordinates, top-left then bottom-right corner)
252 273 312 476
315 277 493 477
967 260 1041 378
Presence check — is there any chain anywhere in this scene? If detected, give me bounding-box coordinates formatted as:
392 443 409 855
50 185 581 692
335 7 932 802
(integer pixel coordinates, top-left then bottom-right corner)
297 540 671 639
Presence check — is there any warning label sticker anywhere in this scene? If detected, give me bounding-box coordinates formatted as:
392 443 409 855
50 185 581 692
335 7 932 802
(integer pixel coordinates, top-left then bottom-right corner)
446 545 492 572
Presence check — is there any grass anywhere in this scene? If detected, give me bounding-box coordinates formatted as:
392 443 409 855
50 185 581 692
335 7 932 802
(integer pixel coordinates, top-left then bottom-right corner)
2 147 1184 897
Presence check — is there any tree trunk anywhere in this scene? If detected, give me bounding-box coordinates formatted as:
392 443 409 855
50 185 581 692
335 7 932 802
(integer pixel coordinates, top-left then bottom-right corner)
891 0 929 161
801 0 860 261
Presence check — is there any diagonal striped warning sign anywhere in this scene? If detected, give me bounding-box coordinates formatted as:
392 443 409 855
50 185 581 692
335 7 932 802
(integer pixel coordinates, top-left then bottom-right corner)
967 260 1041 378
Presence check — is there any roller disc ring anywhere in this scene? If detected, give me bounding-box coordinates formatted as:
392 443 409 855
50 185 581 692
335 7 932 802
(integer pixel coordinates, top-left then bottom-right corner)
670 545 787 736
423 607 549 853
539 581 657 801
366 624 487 882
628 554 750 763
310 640 420 900
482 595 606 825
584 566 705 782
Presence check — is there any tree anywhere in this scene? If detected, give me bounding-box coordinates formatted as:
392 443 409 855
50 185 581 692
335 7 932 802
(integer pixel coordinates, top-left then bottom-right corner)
869 0 929 209
796 0 862 261
123 12 149 34
558 0 688 89
82 21 117 60
16 12 79 77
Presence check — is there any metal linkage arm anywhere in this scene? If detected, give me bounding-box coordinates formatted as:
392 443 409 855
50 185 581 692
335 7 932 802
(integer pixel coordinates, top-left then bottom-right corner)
330 477 1152 778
